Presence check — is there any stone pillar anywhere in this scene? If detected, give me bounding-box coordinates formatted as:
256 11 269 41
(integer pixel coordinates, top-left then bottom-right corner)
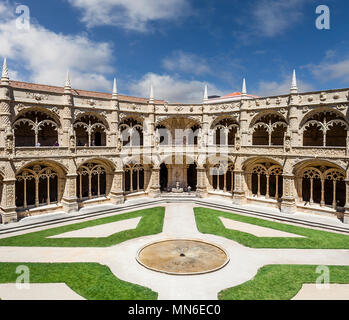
61 174 79 213
288 97 300 147
110 170 124 204
1 178 17 224
149 166 161 197
343 179 349 224
239 106 249 146
280 174 297 214
232 170 246 205
196 166 207 198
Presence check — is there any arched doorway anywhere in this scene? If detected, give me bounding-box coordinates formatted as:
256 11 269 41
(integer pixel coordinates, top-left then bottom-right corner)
160 163 168 191
187 163 197 191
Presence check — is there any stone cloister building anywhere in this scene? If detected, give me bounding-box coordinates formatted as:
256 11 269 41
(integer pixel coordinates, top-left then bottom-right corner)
1 59 349 224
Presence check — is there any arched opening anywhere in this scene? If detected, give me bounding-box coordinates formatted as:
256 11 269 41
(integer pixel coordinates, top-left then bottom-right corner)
124 163 145 194
213 119 238 146
74 115 107 147
302 111 348 147
14 111 59 147
208 161 234 193
298 165 345 208
248 163 283 200
252 114 287 146
16 164 59 209
76 162 107 200
160 163 168 191
187 163 197 191
119 118 144 147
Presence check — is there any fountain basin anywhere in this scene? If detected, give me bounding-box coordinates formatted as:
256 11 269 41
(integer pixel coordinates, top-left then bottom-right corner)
136 239 229 275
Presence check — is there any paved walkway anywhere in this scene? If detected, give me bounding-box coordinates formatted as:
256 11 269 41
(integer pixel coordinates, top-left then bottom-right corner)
1 203 349 300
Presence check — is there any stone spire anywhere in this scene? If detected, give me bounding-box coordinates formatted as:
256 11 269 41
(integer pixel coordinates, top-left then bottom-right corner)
1 58 9 85
203 84 208 102
241 78 247 96
149 84 154 103
64 71 72 94
290 69 298 94
112 77 118 100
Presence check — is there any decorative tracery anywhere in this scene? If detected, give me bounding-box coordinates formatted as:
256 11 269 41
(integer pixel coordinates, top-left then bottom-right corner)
209 161 234 193
124 163 145 193
251 114 287 146
14 111 59 147
298 165 345 208
16 165 58 208
77 163 107 200
249 163 283 200
301 111 348 147
119 118 144 147
74 115 107 147
212 119 239 146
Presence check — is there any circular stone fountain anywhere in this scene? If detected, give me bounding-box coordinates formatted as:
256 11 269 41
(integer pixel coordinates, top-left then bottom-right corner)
136 239 229 275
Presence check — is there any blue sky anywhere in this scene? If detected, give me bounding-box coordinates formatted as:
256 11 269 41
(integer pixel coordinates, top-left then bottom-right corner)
0 0 348 103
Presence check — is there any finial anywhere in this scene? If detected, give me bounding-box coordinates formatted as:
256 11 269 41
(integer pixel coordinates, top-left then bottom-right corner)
64 70 71 93
290 69 298 94
1 58 9 85
242 78 247 96
149 84 154 103
112 78 118 99
203 84 208 102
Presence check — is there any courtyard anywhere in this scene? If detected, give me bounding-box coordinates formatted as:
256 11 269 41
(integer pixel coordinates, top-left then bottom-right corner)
1 199 349 300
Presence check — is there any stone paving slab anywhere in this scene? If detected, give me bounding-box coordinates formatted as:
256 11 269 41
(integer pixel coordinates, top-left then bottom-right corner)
292 284 349 300
0 283 85 300
219 217 305 238
49 217 141 238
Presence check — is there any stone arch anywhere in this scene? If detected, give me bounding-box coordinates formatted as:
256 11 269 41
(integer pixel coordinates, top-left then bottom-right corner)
293 159 346 208
14 107 62 127
13 109 60 147
74 113 108 147
76 158 115 201
15 160 67 209
119 117 144 147
210 115 238 129
243 157 283 200
249 110 287 128
75 111 109 129
300 109 348 147
299 107 347 128
250 112 287 146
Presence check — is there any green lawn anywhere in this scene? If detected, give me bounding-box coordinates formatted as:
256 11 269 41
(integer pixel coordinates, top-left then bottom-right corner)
0 262 157 300
194 207 349 249
219 264 349 300
0 207 165 247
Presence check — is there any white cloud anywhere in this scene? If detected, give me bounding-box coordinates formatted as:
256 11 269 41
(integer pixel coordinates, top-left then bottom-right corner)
68 0 191 32
241 0 307 38
129 73 223 103
256 76 314 97
162 51 211 75
310 59 349 82
0 2 114 91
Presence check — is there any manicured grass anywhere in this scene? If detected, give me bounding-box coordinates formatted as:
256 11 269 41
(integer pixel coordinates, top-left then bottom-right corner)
0 207 165 247
194 207 349 249
0 262 157 300
219 264 349 300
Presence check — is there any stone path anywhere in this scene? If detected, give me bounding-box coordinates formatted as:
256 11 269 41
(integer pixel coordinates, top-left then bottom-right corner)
219 217 305 238
1 203 349 300
49 217 141 238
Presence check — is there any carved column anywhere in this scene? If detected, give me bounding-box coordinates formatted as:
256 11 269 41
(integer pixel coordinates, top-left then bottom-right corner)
343 179 349 223
110 170 125 204
196 166 207 198
280 174 297 213
232 170 246 205
1 179 17 224
149 166 161 197
61 173 79 213
288 97 300 147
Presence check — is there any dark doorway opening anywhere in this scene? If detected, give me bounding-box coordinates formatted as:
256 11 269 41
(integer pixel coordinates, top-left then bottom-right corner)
187 163 197 191
160 163 168 191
